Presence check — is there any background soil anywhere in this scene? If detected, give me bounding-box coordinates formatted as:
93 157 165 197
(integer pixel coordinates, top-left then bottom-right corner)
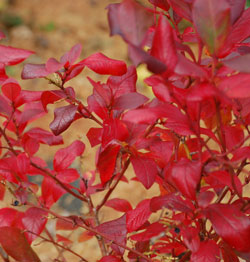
0 0 159 261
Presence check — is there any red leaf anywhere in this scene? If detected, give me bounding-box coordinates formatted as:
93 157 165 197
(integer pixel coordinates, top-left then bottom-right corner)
0 94 12 116
50 104 78 135
0 45 34 65
130 222 165 241
192 0 231 56
227 0 245 24
224 54 250 73
0 227 40 262
126 199 151 233
1 78 21 102
204 203 250 252
149 0 170 11
97 143 121 185
151 15 177 73
56 234 72 245
218 73 250 98
53 140 85 171
60 43 82 65
86 127 102 147
197 191 215 208
57 168 80 183
102 118 129 147
169 159 201 200
131 155 158 189
80 52 127 76
150 193 195 213
113 92 148 110
168 0 192 21
56 217 79 231
96 214 127 255
22 207 47 243
0 208 19 227
231 146 250 162
191 240 220 262
45 58 62 73
100 255 121 262
107 66 137 98
25 127 63 145
21 63 49 79
182 226 200 253
105 198 132 212
107 0 154 46
224 125 244 151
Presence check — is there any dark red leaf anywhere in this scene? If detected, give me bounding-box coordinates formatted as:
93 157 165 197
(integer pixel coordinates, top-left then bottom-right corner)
126 199 151 233
1 78 21 102
105 198 132 212
22 207 47 243
80 52 127 76
97 143 121 185
50 104 78 135
0 227 40 262
168 159 201 200
53 140 85 171
182 226 200 253
107 0 154 46
96 214 127 255
197 191 215 208
113 92 148 110
224 124 244 150
131 155 158 189
150 193 195 213
192 0 231 56
204 203 250 252
0 45 34 66
150 15 177 73
191 240 220 262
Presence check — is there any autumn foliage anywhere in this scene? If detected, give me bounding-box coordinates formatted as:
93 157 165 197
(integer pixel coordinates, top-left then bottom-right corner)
0 0 250 261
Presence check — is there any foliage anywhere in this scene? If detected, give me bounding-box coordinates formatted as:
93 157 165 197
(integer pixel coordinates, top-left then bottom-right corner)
0 0 250 261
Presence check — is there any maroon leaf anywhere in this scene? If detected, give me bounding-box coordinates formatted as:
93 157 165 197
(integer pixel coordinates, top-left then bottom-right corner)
21 63 49 79
105 198 132 212
204 203 250 252
168 159 201 200
150 193 195 213
1 78 21 102
0 227 40 262
53 140 85 171
80 52 127 76
126 199 151 233
107 0 154 46
192 0 231 56
113 92 148 110
191 240 220 262
97 143 121 185
22 207 48 243
50 104 78 135
0 45 34 66
96 214 127 255
150 15 177 73
131 155 158 189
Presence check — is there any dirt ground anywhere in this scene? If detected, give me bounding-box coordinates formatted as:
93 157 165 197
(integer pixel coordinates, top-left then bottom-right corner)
0 1 159 261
